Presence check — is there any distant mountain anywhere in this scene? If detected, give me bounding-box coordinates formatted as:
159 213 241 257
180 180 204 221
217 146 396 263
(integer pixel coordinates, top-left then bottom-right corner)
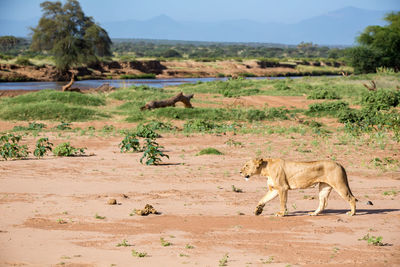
101 7 393 45
0 7 394 45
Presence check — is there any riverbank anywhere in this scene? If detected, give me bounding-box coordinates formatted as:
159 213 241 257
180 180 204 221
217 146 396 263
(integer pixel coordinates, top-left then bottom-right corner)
0 59 352 83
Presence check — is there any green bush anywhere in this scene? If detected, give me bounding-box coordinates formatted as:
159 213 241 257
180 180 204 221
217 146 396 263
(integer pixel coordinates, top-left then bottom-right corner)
246 109 266 122
119 134 140 153
0 133 29 160
33 137 53 158
53 142 85 156
273 81 291 91
307 89 341 100
140 138 168 165
307 101 350 116
361 89 400 111
15 57 33 66
13 122 46 131
183 119 218 132
135 123 161 138
265 107 289 120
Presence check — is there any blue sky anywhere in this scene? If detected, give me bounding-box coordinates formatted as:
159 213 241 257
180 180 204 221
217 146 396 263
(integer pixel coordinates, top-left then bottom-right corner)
1 0 399 23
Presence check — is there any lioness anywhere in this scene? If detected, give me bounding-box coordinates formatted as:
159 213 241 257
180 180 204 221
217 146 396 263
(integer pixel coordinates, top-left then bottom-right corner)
240 158 357 216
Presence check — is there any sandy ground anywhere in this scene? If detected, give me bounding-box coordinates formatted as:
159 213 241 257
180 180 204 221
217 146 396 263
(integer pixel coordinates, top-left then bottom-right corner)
0 116 400 267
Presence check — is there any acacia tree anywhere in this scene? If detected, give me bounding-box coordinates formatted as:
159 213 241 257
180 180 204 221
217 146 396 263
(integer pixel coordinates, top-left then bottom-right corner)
30 0 112 72
347 11 400 73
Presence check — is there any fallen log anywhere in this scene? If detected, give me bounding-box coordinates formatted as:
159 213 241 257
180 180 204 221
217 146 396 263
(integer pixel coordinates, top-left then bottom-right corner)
140 92 194 110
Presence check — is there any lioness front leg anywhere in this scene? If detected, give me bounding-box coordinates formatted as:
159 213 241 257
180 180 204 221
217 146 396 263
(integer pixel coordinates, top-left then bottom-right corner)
255 190 278 215
275 189 288 217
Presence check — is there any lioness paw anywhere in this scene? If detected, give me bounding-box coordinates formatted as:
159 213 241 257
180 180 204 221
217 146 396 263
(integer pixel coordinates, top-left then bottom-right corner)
254 205 264 216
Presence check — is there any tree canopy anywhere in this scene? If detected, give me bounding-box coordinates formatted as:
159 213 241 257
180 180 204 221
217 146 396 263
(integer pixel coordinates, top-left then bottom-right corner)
348 11 400 73
30 0 112 72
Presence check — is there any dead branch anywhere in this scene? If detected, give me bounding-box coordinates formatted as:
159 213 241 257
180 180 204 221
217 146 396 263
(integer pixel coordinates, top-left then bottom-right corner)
62 73 75 91
140 92 194 110
363 80 377 91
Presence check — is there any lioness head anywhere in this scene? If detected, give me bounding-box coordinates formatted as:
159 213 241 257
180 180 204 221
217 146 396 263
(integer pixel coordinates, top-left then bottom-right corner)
240 158 264 180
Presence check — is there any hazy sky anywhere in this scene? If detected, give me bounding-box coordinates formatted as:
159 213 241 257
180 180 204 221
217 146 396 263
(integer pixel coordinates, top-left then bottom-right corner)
1 0 399 24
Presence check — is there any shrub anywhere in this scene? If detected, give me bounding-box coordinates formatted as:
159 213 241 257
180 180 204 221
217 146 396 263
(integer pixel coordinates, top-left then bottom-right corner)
361 89 400 111
56 122 72 130
13 122 46 131
140 138 169 165
196 148 223 155
265 107 289 120
119 134 140 153
307 101 350 116
33 137 53 158
15 57 33 66
0 133 29 160
53 142 85 156
184 119 218 132
307 89 341 100
273 81 291 91
135 124 161 138
246 109 266 122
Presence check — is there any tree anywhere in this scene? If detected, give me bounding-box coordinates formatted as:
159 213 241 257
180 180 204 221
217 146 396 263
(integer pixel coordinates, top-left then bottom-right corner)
348 11 400 73
0 36 20 52
30 0 112 72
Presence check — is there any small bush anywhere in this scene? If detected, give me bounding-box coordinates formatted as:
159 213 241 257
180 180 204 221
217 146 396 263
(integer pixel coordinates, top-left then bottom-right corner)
307 101 349 116
307 89 341 100
15 57 33 66
55 122 72 130
196 148 223 155
361 89 400 111
184 119 218 132
119 134 140 153
53 142 85 156
33 137 53 158
135 124 161 138
265 107 289 120
246 109 266 122
0 133 29 160
140 138 169 165
13 122 46 131
274 81 291 91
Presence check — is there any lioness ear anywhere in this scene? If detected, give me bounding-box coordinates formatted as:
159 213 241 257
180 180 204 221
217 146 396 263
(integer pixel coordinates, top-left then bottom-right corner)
254 158 263 167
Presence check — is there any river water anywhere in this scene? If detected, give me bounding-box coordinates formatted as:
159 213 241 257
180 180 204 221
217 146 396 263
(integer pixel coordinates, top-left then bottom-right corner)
0 76 303 91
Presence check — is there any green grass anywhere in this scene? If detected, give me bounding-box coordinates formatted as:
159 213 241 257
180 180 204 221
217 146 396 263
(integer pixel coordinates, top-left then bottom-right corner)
0 102 107 121
0 90 108 121
1 90 105 106
120 73 156 79
196 148 223 155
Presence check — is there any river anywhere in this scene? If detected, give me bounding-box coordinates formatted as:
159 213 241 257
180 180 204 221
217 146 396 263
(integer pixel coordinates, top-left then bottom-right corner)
0 76 304 91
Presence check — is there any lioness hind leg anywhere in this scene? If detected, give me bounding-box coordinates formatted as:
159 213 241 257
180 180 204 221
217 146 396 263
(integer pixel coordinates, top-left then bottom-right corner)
255 190 279 215
332 184 357 216
308 182 332 216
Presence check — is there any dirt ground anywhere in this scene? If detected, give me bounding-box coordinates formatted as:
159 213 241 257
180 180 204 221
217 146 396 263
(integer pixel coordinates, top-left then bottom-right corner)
0 115 400 267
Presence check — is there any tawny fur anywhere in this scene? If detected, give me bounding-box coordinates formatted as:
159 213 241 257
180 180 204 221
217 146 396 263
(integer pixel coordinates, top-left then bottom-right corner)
240 158 357 217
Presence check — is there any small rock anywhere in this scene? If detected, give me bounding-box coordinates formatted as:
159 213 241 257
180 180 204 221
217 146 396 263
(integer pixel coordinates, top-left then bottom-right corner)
122 194 129 199
108 198 117 205
366 201 374 206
